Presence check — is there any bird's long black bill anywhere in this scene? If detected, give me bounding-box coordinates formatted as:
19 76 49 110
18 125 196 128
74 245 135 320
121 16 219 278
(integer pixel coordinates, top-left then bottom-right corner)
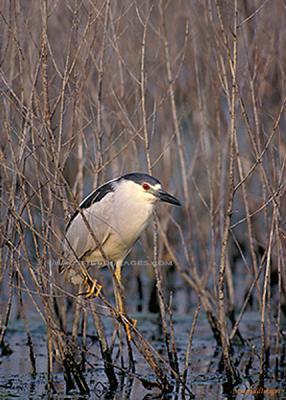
157 189 181 206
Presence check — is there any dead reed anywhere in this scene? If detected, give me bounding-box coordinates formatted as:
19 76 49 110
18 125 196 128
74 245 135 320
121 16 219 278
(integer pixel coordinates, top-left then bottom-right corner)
0 0 285 396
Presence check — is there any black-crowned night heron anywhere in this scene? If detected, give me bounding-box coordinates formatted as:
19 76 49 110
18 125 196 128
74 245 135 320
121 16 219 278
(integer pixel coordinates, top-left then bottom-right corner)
60 172 181 331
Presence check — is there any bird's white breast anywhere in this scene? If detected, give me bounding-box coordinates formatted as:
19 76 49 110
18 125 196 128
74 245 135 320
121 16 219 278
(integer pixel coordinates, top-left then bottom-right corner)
108 180 154 258
65 179 155 264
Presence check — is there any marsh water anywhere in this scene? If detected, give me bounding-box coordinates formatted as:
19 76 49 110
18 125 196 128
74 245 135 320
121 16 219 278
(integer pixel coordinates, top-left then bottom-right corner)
1 276 285 399
1 312 285 399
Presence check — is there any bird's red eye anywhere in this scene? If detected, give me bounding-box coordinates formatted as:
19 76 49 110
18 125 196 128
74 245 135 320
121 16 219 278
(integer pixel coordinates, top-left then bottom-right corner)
142 183 150 190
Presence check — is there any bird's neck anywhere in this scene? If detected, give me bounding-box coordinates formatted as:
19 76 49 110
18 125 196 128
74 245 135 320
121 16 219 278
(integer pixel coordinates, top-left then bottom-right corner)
112 182 155 240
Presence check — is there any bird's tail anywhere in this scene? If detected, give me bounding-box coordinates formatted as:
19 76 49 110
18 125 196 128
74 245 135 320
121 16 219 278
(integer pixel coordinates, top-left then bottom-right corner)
58 257 84 286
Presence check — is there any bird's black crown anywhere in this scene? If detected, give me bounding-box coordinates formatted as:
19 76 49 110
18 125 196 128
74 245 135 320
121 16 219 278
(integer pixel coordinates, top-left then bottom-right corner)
121 172 160 186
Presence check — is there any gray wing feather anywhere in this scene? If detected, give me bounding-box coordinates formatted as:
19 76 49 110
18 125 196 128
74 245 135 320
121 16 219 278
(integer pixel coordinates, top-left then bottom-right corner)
64 192 114 260
66 179 117 231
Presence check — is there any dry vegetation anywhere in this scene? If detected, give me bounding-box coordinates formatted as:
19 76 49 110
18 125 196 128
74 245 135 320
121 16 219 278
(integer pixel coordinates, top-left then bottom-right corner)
0 0 286 396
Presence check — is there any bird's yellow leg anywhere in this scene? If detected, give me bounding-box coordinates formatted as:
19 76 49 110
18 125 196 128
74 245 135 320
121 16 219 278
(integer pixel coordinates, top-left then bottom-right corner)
79 270 102 298
113 262 136 341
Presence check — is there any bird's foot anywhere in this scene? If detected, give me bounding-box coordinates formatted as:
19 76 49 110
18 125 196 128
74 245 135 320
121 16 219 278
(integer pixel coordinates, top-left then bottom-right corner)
79 275 102 298
86 279 102 298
